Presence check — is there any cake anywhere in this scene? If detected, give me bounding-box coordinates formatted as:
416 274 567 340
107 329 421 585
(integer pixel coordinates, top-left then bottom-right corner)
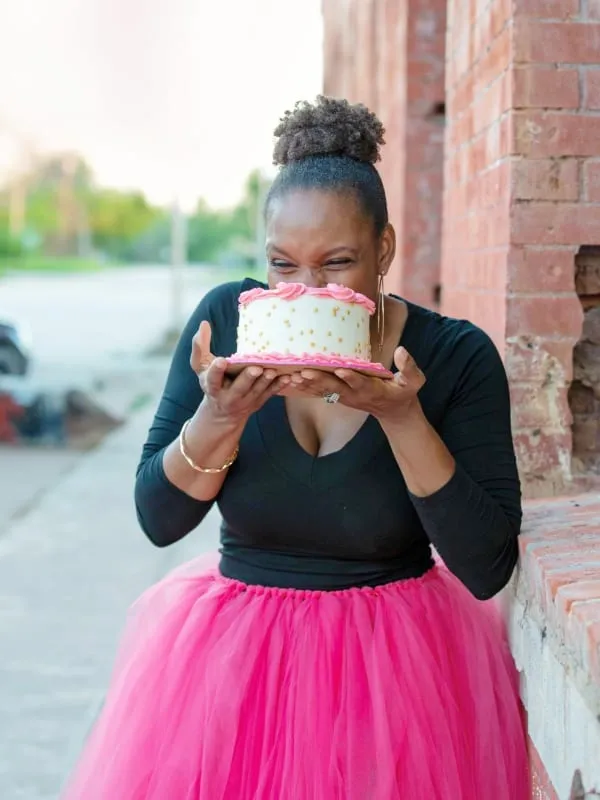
226 282 392 377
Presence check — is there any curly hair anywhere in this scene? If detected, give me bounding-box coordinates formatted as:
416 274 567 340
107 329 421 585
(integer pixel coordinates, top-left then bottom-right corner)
266 96 389 235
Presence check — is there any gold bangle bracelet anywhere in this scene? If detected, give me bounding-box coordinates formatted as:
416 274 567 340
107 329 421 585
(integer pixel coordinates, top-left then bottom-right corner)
179 418 239 474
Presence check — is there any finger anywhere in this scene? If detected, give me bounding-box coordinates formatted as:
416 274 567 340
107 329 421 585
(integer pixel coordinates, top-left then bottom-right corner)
227 365 266 399
297 372 346 398
245 368 279 399
333 368 370 390
203 357 228 395
393 346 410 373
393 347 424 387
260 374 292 398
191 320 214 373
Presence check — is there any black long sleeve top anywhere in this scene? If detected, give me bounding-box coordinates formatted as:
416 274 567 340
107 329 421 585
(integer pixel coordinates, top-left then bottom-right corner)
134 278 522 600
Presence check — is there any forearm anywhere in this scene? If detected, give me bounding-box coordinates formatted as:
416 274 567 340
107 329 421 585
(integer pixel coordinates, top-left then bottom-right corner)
379 404 519 599
378 404 456 497
162 401 246 501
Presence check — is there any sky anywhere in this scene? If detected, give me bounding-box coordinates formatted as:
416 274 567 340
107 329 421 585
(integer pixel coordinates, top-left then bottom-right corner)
0 0 323 209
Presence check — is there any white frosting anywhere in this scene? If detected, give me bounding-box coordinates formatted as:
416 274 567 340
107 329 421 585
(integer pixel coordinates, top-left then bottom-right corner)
236 293 372 361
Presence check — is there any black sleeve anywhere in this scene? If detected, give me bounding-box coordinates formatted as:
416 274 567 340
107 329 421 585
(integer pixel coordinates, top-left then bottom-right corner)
134 281 241 547
409 327 522 600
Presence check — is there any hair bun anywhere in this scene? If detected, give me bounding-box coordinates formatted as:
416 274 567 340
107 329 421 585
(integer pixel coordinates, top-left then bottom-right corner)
272 95 385 167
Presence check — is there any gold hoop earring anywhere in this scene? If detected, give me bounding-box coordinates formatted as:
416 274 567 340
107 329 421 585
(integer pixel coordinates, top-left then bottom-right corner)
377 273 385 353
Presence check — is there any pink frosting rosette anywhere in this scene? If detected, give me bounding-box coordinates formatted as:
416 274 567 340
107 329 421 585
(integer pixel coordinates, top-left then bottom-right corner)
238 282 375 313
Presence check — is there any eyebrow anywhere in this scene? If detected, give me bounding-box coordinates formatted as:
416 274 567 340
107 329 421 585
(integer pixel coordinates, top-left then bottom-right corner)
267 245 359 258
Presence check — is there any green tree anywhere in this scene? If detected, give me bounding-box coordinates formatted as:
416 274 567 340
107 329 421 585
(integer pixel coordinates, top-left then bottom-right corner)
88 190 167 259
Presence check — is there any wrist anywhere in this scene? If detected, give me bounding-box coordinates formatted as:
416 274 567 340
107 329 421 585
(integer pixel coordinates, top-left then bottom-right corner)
193 399 247 436
377 399 427 435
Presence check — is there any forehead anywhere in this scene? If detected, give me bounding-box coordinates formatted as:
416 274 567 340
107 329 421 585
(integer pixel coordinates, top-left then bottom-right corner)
266 190 370 249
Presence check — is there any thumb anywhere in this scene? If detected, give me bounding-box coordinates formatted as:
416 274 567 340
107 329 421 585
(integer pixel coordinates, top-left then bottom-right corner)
191 320 215 374
393 346 409 372
198 320 213 359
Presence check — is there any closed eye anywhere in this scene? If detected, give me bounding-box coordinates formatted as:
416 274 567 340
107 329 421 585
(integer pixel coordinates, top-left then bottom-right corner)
269 259 296 271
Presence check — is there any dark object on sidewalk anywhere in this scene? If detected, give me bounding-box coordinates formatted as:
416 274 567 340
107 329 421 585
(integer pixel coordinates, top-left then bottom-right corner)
0 320 31 376
0 385 122 448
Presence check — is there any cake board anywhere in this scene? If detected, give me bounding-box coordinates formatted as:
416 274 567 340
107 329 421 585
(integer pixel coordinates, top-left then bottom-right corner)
225 356 394 380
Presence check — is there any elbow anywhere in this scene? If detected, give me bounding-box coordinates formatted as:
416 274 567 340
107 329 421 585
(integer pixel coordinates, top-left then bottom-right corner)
463 537 520 601
135 502 176 548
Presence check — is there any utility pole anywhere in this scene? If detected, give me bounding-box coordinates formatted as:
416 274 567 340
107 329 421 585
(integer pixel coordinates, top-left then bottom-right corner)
168 197 187 339
254 171 267 272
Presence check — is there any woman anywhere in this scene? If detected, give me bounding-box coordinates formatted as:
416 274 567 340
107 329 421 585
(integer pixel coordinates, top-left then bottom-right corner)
63 96 529 799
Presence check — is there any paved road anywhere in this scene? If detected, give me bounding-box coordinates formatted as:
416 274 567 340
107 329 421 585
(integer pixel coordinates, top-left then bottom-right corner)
0 266 228 533
0 407 220 800
2 265 223 376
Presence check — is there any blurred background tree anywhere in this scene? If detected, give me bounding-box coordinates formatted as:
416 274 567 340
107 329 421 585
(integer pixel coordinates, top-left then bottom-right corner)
0 152 271 272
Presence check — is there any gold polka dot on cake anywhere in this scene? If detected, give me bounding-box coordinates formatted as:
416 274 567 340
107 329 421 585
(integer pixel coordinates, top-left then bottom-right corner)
327 331 332 337
313 307 319 313
332 306 339 317
309 329 314 335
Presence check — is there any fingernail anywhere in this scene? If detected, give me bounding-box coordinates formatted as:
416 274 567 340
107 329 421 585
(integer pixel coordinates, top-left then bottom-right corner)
249 367 262 377
280 375 291 384
264 370 276 381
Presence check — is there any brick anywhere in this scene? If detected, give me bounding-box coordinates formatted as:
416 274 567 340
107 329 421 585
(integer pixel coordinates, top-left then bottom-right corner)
589 0 600 20
583 160 600 202
513 429 571 472
585 68 600 109
473 24 512 91
507 293 583 337
507 246 576 292
514 20 600 64
511 158 579 202
505 336 575 383
511 202 600 246
545 566 600 598
555 580 600 615
514 0 579 18
513 112 600 158
588 620 600 683
513 66 580 109
529 737 560 800
510 382 572 429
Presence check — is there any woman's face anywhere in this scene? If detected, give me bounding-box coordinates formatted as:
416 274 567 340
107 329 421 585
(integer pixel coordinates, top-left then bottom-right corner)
265 189 395 302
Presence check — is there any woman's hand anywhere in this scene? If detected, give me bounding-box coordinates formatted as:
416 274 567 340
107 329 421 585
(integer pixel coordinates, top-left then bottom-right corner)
280 346 426 426
191 321 289 425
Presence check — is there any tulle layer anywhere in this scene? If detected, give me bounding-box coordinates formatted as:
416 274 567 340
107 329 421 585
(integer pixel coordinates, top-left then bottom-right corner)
61 557 529 799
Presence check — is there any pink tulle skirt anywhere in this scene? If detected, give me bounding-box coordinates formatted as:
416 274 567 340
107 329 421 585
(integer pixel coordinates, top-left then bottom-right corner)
61 557 529 799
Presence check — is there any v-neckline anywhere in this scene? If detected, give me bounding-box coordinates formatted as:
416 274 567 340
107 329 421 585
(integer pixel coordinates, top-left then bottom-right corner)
255 295 416 487
257 397 382 487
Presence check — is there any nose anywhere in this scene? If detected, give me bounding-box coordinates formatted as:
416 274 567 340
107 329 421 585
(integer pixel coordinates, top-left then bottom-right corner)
298 266 327 288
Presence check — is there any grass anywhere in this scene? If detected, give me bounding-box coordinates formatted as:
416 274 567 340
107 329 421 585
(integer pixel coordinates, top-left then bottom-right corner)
0 255 103 276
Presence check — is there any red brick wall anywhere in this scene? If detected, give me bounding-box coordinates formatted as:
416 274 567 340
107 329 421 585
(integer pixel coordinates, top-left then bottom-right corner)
322 0 446 309
441 0 513 353
443 0 600 497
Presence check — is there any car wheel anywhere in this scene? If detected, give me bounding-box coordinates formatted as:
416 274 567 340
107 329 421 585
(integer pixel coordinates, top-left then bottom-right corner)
0 344 27 375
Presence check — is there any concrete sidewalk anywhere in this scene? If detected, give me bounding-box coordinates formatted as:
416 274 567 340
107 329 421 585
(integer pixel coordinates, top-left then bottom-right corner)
0 407 220 800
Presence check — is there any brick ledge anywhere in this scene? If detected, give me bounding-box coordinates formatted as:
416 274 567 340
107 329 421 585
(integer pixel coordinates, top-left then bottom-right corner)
514 493 600 716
